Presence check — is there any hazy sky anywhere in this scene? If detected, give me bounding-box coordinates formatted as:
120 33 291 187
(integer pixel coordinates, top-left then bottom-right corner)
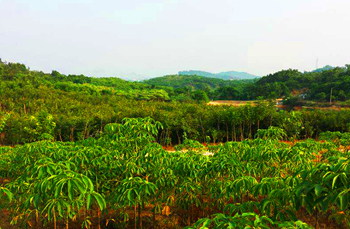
1 0 350 80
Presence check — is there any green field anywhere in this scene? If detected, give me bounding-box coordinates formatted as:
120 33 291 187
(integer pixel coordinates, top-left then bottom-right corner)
1 119 350 228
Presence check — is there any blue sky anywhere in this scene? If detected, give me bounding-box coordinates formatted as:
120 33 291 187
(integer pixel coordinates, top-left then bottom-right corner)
1 0 349 80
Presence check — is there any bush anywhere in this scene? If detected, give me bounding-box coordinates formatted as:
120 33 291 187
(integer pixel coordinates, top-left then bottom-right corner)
255 126 287 140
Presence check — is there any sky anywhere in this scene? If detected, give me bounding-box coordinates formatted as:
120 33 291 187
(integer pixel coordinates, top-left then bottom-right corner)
1 0 350 80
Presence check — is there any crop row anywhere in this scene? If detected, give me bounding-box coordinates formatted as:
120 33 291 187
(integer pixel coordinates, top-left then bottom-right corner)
0 118 350 228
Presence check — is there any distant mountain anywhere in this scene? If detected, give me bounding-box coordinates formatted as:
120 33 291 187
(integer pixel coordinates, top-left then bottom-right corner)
116 73 150 81
312 65 334 73
178 70 259 80
178 70 217 78
216 71 259 80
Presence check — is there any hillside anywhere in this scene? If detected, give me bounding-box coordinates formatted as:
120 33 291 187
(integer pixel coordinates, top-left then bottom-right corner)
144 74 230 90
144 66 350 102
143 74 257 100
253 66 350 101
0 61 171 101
178 70 259 80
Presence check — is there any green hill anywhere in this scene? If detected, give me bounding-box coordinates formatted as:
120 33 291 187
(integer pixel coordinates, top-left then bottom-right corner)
144 74 256 91
143 74 257 101
0 61 171 102
144 75 229 90
253 66 350 101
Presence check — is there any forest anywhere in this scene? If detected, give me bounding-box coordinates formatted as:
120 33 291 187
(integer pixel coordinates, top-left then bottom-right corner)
1 60 350 228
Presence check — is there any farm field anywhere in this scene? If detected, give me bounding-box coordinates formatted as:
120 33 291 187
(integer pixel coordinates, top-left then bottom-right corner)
207 100 350 111
1 118 350 229
296 106 350 111
207 100 287 110
208 100 257 106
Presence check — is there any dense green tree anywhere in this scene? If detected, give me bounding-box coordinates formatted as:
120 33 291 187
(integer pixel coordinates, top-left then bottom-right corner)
191 90 209 103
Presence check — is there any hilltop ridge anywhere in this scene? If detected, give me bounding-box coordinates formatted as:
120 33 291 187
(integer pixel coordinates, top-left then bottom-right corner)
178 70 259 80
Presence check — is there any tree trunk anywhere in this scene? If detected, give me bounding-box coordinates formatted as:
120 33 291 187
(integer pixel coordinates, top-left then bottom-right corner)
270 115 272 126
233 125 236 141
70 127 74 142
249 122 252 139
315 208 319 229
98 209 101 229
231 126 234 142
53 209 57 229
134 205 137 229
163 130 167 145
226 124 229 142
84 122 91 139
59 130 63 142
36 211 39 229
201 126 206 143
153 210 156 229
191 205 194 224
138 203 142 229
176 130 181 144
